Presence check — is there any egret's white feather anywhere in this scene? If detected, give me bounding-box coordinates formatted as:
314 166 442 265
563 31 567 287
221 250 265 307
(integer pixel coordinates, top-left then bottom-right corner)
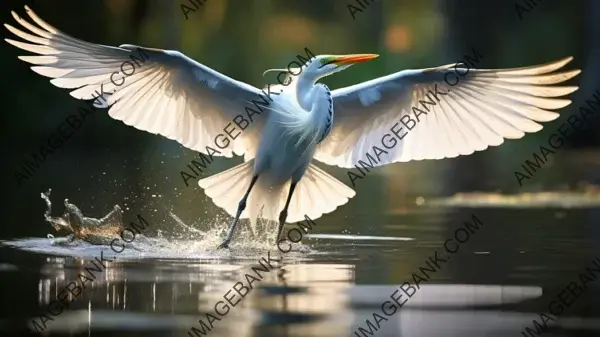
198 160 355 225
5 5 269 158
263 88 319 150
316 59 580 168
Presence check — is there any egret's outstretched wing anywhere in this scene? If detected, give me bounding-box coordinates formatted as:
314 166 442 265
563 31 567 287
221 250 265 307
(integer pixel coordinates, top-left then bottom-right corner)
314 57 580 168
5 6 267 158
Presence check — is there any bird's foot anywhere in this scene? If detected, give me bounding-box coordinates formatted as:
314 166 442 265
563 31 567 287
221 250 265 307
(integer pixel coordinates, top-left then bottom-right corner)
217 240 230 249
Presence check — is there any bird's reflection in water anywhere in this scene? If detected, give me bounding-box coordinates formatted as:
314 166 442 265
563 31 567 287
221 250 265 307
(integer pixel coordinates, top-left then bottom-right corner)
29 253 584 337
33 255 353 336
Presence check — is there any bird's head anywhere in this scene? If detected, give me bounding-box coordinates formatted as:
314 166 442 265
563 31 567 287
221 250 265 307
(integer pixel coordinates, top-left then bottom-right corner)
306 54 379 79
264 54 379 85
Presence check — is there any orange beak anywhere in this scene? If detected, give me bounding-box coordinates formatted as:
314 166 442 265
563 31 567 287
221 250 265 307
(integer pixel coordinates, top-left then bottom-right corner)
333 54 379 65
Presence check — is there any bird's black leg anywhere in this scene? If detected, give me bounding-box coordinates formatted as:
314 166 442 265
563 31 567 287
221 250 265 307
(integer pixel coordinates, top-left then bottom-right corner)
276 181 297 243
217 175 259 249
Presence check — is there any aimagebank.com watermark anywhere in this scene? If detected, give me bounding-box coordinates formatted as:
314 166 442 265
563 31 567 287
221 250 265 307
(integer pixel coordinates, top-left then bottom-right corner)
353 214 484 337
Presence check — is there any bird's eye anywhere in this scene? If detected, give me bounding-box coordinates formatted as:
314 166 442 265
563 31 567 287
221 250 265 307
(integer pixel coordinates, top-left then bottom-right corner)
318 59 335 69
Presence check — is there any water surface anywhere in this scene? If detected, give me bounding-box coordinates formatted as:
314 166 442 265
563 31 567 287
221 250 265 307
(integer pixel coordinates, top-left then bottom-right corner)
3 192 600 337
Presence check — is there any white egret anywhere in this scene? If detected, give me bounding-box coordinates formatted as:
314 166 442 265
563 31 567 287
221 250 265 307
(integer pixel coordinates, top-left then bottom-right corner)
6 6 580 248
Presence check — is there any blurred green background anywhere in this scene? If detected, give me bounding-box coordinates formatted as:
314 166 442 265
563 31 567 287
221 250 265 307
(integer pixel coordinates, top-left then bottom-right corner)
0 0 595 240
3 2 600 335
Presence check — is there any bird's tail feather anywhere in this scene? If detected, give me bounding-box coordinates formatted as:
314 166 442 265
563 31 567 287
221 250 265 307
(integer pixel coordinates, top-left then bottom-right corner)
198 161 355 235
197 160 259 235
288 164 356 222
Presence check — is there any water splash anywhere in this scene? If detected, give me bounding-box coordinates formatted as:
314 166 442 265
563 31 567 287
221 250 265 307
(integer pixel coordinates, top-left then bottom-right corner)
13 192 314 259
157 211 312 253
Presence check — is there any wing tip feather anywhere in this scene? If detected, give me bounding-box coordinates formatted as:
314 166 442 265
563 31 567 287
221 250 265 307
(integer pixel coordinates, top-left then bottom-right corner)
549 55 574 70
11 10 22 22
563 56 574 64
4 38 20 48
17 55 35 63
564 86 579 96
561 99 573 108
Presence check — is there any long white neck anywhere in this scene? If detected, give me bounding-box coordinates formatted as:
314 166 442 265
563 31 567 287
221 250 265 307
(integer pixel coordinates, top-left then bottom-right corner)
272 72 333 148
295 74 333 145
295 74 318 111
